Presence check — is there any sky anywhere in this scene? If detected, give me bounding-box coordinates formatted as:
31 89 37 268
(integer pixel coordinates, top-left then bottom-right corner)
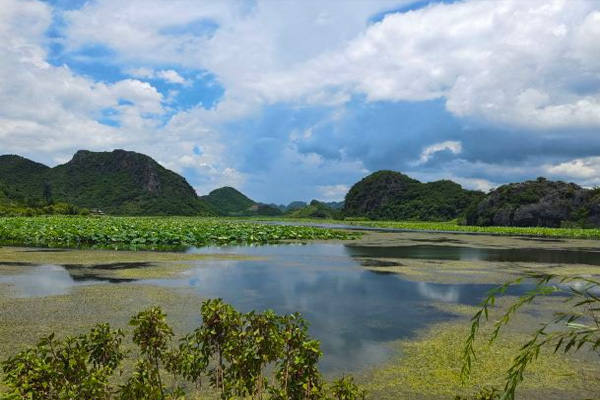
1 0 600 204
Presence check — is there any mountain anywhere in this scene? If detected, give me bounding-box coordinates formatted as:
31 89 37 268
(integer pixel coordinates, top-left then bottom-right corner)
201 187 256 215
323 201 344 210
287 200 339 219
343 170 484 221
0 150 215 216
283 201 308 212
201 186 283 216
250 203 283 216
0 155 51 205
466 177 600 227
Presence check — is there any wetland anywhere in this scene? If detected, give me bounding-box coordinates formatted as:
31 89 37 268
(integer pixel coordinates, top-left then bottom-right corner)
1 229 600 399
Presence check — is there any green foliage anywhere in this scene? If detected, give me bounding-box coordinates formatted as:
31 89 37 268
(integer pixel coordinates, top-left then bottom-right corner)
461 273 600 400
201 187 283 217
0 216 356 247
287 200 340 219
0 202 87 217
294 218 600 239
330 376 366 400
453 387 499 400
201 187 256 216
0 150 214 216
0 300 366 400
1 324 125 400
343 171 484 222
465 178 600 228
255 204 283 216
0 155 50 205
121 307 178 400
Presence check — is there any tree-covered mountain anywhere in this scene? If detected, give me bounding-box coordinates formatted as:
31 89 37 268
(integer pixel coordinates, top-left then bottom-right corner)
323 201 344 210
466 177 600 227
283 201 308 212
0 155 51 205
343 170 484 221
201 187 256 215
287 200 340 219
201 186 283 216
0 150 215 216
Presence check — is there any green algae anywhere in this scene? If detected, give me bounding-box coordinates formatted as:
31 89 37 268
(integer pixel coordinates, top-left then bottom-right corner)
361 296 600 400
0 245 256 265
361 257 600 284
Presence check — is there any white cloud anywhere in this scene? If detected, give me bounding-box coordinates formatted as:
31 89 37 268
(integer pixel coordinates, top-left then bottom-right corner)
3 0 600 201
545 157 600 182
156 70 187 85
414 141 462 165
316 185 349 201
127 67 188 85
247 0 600 129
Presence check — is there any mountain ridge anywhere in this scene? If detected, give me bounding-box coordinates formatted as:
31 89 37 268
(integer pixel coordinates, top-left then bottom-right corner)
0 149 214 216
343 170 484 221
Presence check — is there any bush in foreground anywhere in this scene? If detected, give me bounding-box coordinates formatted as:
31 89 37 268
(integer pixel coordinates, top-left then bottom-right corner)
0 299 365 400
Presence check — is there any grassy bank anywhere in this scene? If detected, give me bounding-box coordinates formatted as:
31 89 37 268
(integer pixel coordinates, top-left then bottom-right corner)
253 217 600 239
0 216 357 248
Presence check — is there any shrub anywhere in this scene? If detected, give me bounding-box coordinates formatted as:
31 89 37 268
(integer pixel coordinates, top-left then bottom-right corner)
1 299 365 400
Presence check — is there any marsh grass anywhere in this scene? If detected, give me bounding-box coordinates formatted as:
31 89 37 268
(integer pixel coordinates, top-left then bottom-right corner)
254 217 600 239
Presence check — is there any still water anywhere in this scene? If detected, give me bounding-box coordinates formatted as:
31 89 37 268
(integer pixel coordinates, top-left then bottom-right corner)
0 243 553 372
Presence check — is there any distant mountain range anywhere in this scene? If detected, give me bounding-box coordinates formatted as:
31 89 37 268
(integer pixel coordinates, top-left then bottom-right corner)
2 150 599 228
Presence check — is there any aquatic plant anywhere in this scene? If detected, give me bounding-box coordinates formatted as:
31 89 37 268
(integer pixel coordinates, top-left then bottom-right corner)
0 216 357 248
269 217 600 239
461 273 600 400
0 299 365 400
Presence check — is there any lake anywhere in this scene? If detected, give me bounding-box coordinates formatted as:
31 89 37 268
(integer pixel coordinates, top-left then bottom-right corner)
1 239 578 373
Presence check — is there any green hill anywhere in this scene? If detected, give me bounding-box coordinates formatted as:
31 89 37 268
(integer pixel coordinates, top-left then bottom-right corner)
201 186 283 216
0 155 51 205
0 150 215 216
287 200 339 219
343 170 484 221
465 177 600 228
201 187 256 216
283 201 307 212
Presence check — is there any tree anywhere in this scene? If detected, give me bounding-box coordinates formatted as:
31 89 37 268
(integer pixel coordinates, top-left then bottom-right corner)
461 273 600 400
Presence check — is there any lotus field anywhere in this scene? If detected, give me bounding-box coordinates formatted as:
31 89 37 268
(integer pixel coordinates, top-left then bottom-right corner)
0 216 357 248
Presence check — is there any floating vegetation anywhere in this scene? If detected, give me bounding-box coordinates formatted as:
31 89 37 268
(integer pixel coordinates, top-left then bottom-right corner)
361 316 596 399
348 220 600 239
0 216 358 248
260 217 600 239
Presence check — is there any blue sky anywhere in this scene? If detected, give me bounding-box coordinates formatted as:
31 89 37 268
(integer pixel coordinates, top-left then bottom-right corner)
1 0 600 203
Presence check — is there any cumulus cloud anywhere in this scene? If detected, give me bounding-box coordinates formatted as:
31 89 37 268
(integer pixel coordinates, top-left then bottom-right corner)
545 157 600 186
414 141 462 165
128 68 189 85
316 185 350 201
2 0 600 202
249 0 600 130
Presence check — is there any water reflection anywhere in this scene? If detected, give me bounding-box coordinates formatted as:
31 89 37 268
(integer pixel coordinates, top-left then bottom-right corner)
345 245 600 265
417 282 460 303
0 265 97 298
150 245 530 371
0 243 538 372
